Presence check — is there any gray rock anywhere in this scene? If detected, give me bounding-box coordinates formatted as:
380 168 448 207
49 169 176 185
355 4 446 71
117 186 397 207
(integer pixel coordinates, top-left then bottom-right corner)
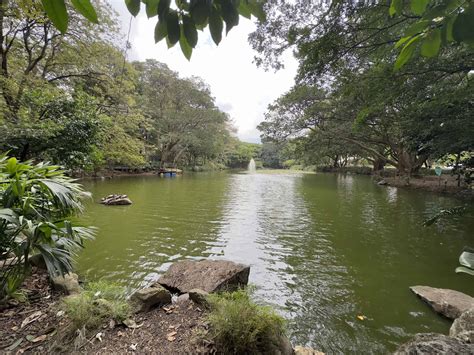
377 179 388 186
176 293 190 303
189 288 209 307
450 308 474 343
394 333 473 354
130 286 171 312
157 259 250 294
100 194 132 206
410 286 474 319
51 272 81 295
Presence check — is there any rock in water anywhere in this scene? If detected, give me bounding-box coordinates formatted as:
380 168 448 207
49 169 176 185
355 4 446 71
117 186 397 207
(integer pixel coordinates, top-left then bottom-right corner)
410 286 474 319
450 308 474 343
394 333 473 354
157 260 250 293
51 272 81 295
130 286 171 312
100 194 132 206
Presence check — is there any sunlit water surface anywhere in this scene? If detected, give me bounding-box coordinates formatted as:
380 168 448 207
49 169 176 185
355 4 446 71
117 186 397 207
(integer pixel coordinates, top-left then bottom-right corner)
78 172 474 353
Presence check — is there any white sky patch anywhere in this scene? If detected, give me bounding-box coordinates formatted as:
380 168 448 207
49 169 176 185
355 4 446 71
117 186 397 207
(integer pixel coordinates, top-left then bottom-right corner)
110 0 297 143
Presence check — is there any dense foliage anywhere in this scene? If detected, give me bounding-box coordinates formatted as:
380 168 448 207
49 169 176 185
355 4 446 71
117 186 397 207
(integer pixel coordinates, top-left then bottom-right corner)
0 155 94 300
0 0 253 173
253 1 473 177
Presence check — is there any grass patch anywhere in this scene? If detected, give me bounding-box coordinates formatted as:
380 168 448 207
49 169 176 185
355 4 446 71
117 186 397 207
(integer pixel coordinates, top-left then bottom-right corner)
62 280 130 331
205 288 287 354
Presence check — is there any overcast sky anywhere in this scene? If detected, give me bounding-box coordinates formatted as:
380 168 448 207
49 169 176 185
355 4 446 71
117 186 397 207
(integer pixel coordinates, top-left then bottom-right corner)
110 1 297 143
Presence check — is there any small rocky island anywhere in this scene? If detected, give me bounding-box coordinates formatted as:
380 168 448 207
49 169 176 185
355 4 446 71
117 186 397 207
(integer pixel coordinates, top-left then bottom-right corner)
100 194 133 205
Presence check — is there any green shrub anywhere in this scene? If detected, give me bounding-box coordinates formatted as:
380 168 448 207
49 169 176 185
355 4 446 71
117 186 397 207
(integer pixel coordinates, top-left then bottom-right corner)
0 154 94 301
62 281 130 331
205 288 287 354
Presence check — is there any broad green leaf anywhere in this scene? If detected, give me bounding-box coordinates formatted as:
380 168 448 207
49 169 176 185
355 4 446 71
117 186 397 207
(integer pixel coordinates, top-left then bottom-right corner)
166 11 181 46
411 0 430 15
247 0 266 21
421 28 441 57
459 251 474 269
209 6 223 45
125 0 141 17
154 18 168 43
395 36 411 49
158 0 171 19
423 4 448 20
190 0 211 25
6 157 17 174
183 15 198 48
389 0 403 16
238 1 252 19
221 0 240 33
452 5 474 45
394 35 421 70
404 20 430 36
179 30 193 60
41 0 68 33
455 266 474 276
145 0 160 18
444 16 455 42
71 0 98 23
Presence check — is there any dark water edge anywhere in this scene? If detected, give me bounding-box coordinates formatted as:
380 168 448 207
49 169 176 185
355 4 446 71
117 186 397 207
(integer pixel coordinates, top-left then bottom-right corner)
76 172 474 353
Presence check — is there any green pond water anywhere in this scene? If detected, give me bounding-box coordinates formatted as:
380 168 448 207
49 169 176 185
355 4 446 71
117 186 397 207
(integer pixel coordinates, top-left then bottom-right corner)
77 172 474 353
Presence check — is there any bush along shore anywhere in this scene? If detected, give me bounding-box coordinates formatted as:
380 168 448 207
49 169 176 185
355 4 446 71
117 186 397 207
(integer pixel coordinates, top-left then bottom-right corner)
0 259 325 354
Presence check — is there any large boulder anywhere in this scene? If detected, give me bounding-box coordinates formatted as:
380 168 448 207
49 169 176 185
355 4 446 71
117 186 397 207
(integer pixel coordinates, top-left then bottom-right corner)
130 285 171 312
394 333 473 354
51 272 81 295
410 286 474 319
157 259 250 294
100 194 132 206
450 308 474 343
189 288 209 308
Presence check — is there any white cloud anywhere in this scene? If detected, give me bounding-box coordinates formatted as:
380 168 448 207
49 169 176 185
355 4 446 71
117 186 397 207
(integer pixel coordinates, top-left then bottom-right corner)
110 0 297 142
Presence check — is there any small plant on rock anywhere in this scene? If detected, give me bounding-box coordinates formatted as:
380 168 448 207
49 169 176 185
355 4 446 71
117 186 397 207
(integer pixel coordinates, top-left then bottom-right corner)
205 288 287 354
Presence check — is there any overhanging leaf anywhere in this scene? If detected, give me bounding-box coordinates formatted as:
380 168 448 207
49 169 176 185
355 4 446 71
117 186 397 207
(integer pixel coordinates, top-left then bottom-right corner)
166 11 181 46
125 0 141 17
190 0 211 25
179 30 193 60
41 0 68 33
183 15 198 48
154 18 168 43
411 0 430 15
145 0 160 18
209 6 223 45
395 35 421 70
389 0 403 16
71 0 98 23
452 4 474 45
421 28 441 57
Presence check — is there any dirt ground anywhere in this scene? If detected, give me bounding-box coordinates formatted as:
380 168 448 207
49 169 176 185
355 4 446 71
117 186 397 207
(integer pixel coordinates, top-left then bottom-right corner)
0 268 63 353
82 300 211 354
0 269 211 354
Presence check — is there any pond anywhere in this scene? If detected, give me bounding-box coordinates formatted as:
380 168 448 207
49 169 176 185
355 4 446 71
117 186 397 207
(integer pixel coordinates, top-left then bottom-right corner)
78 171 474 353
